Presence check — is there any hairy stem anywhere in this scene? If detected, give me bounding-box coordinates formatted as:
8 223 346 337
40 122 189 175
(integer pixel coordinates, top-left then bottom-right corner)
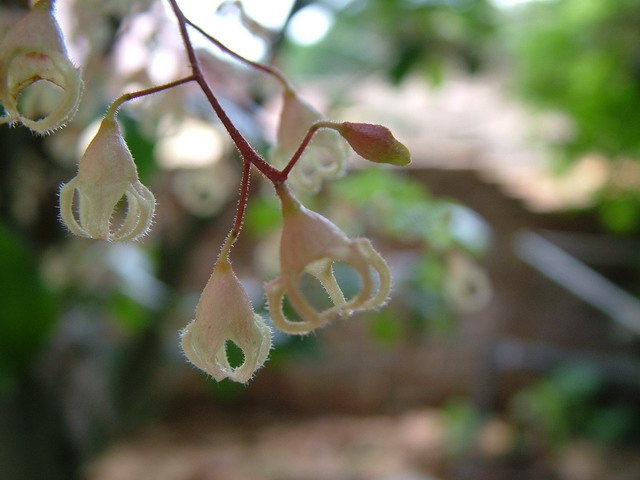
281 121 338 177
185 17 291 90
218 158 249 262
232 158 251 239
166 0 284 183
106 76 196 118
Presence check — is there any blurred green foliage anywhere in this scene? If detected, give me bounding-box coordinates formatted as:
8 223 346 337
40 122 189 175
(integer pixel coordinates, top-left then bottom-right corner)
0 224 57 388
511 363 640 447
509 0 640 159
285 0 496 84
598 194 640 234
244 193 281 236
333 168 457 249
443 398 483 455
118 113 157 184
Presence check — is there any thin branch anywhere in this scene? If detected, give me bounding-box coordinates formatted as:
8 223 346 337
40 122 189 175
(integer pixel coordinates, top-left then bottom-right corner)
166 0 283 183
106 76 196 118
218 159 250 261
185 17 291 90
281 121 336 177
232 158 251 239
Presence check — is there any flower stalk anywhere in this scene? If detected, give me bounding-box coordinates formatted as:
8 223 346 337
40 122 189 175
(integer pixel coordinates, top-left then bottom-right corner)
105 76 196 119
0 0 413 383
166 0 282 184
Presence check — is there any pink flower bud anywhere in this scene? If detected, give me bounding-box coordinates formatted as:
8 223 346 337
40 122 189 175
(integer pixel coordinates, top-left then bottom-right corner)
266 186 391 334
335 122 411 166
181 252 272 383
0 1 82 134
58 114 155 241
270 89 348 192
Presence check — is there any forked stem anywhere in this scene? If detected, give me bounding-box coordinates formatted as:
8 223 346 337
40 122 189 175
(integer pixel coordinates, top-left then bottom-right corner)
166 0 283 184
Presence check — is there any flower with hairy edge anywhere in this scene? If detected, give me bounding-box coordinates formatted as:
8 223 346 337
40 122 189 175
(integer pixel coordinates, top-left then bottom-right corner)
266 185 392 334
0 0 82 134
270 88 348 192
58 113 155 241
181 243 272 383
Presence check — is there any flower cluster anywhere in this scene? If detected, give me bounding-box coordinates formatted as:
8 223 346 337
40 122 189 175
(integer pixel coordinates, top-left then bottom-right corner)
180 187 392 382
178 103 409 381
0 1 411 385
0 0 82 134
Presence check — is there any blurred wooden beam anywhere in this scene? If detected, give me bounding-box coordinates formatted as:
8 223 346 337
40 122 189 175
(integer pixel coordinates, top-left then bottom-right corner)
513 230 640 337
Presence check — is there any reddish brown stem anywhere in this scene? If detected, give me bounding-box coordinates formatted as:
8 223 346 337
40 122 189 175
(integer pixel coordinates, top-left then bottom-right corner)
231 158 251 240
184 18 290 90
281 121 337 177
166 0 284 184
107 76 196 117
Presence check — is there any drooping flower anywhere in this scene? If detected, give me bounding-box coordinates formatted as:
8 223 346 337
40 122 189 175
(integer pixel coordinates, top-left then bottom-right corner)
270 88 348 192
266 185 391 334
181 244 272 383
58 113 155 241
444 251 492 313
0 0 82 134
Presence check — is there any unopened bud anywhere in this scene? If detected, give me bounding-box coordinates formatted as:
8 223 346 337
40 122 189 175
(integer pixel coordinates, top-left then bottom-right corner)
335 122 411 166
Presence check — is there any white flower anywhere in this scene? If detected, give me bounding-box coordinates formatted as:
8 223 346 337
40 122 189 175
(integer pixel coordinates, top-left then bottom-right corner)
266 185 391 334
270 88 348 192
0 0 82 134
58 114 155 241
181 250 272 383
444 251 492 313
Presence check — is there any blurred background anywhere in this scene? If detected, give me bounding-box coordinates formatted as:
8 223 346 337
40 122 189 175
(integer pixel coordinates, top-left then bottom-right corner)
1 0 640 479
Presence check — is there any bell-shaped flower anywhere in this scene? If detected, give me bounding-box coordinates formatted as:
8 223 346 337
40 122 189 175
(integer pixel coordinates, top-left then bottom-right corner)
444 251 492 314
181 248 272 383
0 0 82 134
266 185 392 334
58 114 155 241
270 88 348 192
